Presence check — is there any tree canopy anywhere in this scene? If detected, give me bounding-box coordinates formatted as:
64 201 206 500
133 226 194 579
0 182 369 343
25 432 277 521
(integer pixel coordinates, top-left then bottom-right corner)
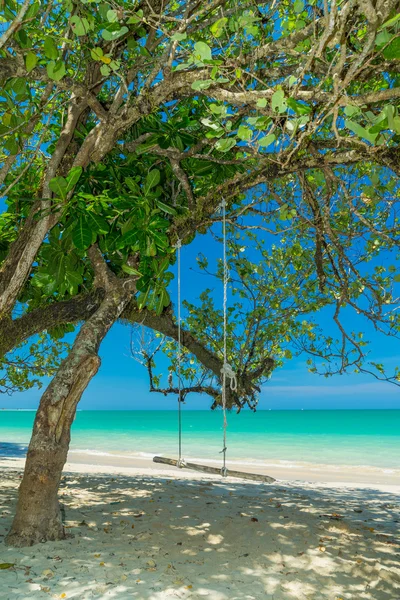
0 0 400 407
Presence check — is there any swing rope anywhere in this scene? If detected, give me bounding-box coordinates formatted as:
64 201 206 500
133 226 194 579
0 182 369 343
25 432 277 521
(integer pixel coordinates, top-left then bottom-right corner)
220 198 237 477
153 205 275 484
175 238 185 468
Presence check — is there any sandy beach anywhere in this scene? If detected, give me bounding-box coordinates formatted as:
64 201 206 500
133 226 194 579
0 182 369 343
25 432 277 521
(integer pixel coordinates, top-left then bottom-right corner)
1 459 399 600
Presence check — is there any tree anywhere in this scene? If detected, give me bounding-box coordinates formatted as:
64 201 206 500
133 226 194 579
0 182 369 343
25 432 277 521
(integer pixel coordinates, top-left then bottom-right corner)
0 0 399 546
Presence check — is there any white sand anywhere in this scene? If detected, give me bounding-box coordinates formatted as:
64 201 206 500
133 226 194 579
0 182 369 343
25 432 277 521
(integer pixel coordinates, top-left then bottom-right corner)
0 461 400 600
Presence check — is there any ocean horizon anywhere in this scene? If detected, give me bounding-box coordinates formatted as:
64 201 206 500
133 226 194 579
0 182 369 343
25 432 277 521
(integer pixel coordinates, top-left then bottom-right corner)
1 409 399 473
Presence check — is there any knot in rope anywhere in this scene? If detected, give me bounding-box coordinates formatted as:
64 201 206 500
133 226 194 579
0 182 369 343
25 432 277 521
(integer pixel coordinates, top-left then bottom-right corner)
218 198 226 213
173 238 182 250
221 362 238 391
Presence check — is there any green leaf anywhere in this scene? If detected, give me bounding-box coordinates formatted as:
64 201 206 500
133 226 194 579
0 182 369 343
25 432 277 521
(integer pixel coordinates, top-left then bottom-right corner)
155 200 176 215
72 218 92 250
383 37 400 59
25 51 37 73
258 133 276 147
86 212 109 234
137 287 151 309
215 138 236 152
65 269 83 290
271 89 287 113
237 125 252 141
100 64 111 77
294 0 304 13
26 2 40 18
210 17 228 37
125 177 140 193
43 37 58 60
191 79 213 91
0 563 15 570
380 13 400 29
154 289 170 314
66 166 82 193
119 229 139 247
5 137 19 154
392 116 400 134
70 16 90 36
46 60 66 82
210 104 225 114
121 264 142 276
127 10 143 24
287 98 311 115
171 32 187 42
375 30 390 47
345 119 378 144
144 169 161 193
91 47 104 61
344 104 360 117
256 98 267 108
151 229 168 249
107 9 118 22
12 78 26 96
49 176 68 199
102 26 128 41
146 237 157 256
193 41 212 62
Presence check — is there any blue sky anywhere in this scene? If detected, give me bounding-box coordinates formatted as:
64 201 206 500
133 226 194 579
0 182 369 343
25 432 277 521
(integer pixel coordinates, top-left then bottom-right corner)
2 227 399 411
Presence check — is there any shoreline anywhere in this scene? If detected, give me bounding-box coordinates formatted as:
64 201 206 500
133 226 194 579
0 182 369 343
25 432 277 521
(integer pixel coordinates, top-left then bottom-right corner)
1 451 400 490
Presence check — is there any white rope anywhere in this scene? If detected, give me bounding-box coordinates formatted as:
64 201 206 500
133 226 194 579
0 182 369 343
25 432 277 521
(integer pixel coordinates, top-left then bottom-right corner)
174 238 185 468
220 198 236 477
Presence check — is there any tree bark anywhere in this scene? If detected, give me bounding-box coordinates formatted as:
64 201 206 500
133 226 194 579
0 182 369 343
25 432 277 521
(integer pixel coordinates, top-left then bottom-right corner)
0 290 103 359
5 285 130 547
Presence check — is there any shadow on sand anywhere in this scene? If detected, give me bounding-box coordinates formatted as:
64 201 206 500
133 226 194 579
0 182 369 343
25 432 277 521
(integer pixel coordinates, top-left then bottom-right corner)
0 468 399 599
0 441 27 459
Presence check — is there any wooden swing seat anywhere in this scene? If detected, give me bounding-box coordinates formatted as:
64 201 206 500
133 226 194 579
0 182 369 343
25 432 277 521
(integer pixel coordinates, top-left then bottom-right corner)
153 456 276 483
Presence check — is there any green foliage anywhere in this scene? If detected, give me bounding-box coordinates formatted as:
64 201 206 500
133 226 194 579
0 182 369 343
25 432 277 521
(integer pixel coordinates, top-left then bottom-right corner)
0 0 399 400
0 333 69 395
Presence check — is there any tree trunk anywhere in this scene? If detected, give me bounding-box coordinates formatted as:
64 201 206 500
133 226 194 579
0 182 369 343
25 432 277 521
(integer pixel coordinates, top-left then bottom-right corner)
5 286 130 547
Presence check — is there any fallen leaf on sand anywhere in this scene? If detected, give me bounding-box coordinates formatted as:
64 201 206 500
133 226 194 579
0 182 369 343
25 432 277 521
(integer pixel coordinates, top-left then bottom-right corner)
40 586 51 593
42 569 54 579
146 559 157 568
186 585 193 589
250 517 259 523
0 563 15 569
99 562 105 567
319 546 326 552
94 554 101 558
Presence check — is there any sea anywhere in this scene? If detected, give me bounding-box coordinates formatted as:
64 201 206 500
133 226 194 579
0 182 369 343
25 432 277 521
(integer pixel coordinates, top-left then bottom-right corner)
0 409 399 473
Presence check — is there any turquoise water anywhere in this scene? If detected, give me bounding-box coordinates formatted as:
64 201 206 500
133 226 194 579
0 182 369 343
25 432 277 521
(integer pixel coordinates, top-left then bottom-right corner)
1 409 399 470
